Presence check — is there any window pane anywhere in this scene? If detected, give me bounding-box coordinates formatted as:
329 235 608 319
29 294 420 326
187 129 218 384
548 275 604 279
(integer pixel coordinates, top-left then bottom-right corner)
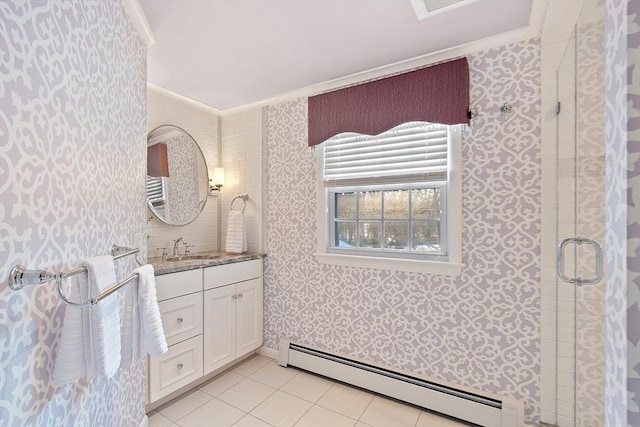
336 221 357 247
384 190 409 219
336 192 357 218
359 191 381 218
412 220 441 252
384 221 409 250
359 221 381 248
412 188 441 219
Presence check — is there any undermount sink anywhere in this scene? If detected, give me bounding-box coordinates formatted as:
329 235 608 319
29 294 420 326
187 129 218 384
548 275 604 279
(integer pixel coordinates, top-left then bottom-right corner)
165 254 221 262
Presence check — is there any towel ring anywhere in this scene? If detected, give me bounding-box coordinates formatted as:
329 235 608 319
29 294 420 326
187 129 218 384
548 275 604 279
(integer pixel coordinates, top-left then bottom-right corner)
230 194 249 214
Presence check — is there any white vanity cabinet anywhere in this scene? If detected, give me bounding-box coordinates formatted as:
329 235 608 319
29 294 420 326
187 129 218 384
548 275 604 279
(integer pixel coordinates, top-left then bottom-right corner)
203 259 263 375
148 269 204 403
147 257 263 406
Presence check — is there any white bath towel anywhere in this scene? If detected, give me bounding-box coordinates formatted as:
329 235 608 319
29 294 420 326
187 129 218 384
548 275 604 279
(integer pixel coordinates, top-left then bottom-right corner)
52 275 89 383
52 255 121 383
226 210 247 253
119 282 139 368
136 264 167 357
84 256 121 379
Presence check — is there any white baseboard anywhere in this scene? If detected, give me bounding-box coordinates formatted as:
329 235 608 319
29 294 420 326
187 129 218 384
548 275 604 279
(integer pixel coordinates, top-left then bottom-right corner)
257 345 278 359
139 414 148 427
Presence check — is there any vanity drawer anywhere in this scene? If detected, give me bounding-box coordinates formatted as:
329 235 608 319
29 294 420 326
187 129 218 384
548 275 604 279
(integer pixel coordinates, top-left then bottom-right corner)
155 268 202 301
203 259 262 290
148 335 203 403
159 293 203 347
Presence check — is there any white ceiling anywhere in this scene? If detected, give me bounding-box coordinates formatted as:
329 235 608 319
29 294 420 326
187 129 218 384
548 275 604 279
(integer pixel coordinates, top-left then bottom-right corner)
139 0 535 111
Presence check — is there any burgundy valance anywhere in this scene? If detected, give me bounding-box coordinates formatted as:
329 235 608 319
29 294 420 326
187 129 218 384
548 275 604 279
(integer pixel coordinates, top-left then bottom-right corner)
308 57 469 146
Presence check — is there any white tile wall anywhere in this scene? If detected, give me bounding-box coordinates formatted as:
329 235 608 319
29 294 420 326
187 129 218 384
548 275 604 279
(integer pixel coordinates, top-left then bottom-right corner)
220 107 264 254
146 85 222 258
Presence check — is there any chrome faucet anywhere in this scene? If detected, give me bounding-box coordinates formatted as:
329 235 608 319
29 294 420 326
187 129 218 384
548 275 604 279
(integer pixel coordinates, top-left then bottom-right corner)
173 237 185 257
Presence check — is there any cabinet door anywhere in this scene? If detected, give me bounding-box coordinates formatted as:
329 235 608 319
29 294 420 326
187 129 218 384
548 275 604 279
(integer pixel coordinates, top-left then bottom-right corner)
235 278 263 358
203 285 236 375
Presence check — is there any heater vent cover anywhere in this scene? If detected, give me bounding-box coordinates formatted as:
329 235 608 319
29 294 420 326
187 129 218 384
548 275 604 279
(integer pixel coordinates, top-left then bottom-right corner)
278 339 524 427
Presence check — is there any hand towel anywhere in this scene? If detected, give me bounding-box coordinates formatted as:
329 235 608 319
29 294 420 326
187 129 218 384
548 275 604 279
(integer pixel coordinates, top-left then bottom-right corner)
119 282 139 368
225 210 247 253
52 275 90 383
136 264 168 356
83 255 121 379
52 255 120 383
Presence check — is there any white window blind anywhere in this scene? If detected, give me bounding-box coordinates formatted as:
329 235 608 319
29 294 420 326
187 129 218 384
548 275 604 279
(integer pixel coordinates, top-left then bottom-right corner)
146 176 166 211
323 122 449 187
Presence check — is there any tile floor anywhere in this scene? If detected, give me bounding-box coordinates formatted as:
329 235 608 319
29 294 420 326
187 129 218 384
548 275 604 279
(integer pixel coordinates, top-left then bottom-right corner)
148 354 472 427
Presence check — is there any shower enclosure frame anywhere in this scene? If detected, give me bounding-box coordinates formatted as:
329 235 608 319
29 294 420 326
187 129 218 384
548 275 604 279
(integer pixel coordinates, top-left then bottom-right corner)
541 0 607 425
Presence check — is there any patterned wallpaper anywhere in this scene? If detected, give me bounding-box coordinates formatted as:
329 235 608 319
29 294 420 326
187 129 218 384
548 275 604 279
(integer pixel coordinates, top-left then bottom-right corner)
164 133 207 226
575 18 606 424
0 1 146 425
264 39 541 424
627 0 640 423
604 0 640 425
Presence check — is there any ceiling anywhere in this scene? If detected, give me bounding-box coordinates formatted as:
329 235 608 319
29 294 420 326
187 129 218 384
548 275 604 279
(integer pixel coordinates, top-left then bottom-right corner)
139 0 535 111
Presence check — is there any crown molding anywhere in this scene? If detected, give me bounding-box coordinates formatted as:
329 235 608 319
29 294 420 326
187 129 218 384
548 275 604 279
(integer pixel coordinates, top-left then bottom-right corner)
122 0 156 47
221 0 548 115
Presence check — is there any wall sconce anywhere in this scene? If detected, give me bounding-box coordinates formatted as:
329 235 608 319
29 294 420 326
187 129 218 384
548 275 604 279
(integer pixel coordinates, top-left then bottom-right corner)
209 167 224 196
147 143 169 177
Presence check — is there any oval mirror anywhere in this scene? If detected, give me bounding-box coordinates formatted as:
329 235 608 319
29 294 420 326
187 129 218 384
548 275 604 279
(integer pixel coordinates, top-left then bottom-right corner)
146 125 209 226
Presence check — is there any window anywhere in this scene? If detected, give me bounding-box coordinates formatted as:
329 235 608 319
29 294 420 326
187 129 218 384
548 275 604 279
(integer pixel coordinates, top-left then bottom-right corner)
146 176 166 213
331 186 446 259
315 122 462 276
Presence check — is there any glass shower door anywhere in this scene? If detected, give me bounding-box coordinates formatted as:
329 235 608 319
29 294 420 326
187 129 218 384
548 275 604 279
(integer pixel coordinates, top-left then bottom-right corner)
555 1 606 425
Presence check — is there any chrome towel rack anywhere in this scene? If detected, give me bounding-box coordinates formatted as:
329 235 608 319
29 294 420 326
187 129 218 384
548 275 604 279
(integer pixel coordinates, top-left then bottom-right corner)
8 245 143 307
230 193 249 214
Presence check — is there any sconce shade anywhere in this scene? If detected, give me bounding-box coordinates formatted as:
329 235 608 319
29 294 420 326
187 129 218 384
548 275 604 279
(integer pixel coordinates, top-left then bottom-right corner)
147 143 169 177
212 167 225 187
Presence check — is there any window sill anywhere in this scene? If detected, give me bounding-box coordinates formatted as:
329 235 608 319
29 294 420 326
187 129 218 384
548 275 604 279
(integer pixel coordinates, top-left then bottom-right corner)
314 252 463 276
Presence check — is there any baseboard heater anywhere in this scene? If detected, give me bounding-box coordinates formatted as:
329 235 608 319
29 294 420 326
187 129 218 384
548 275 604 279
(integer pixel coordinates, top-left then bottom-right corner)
278 340 524 427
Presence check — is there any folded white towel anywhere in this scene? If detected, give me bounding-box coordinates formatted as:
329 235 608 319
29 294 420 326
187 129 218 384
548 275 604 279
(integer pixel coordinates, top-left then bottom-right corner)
136 264 168 356
226 210 247 253
84 255 121 379
119 282 139 368
52 276 89 383
52 255 121 383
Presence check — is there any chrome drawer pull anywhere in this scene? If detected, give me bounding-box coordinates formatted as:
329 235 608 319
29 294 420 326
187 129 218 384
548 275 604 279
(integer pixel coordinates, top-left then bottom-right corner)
177 363 184 370
177 317 184 324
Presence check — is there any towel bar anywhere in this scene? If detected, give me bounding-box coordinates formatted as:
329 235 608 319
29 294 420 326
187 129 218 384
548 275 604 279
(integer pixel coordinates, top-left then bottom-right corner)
8 245 142 307
56 272 139 307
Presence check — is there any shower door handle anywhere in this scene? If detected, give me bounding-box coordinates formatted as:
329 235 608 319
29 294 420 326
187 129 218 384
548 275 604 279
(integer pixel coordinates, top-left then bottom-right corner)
557 237 603 285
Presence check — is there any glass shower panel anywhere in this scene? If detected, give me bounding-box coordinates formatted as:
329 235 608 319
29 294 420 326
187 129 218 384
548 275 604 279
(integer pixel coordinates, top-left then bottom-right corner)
556 0 606 425
556 26 578 427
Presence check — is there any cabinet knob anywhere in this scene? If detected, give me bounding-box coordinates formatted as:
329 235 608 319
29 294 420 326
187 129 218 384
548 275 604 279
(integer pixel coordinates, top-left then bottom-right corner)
177 317 184 324
237 293 243 299
177 362 184 370
232 294 237 300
